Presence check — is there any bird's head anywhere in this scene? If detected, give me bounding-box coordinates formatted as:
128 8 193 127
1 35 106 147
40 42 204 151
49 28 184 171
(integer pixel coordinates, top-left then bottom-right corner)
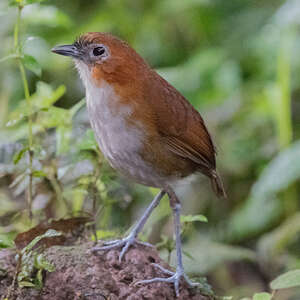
52 32 148 87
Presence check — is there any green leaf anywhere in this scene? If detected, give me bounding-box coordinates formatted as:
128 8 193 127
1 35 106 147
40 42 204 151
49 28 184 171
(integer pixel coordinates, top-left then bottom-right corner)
23 54 41 77
0 234 14 248
38 106 70 128
6 82 66 127
35 254 55 272
21 229 62 253
18 281 35 287
180 214 208 223
25 0 47 4
10 0 47 5
253 293 272 300
34 82 66 109
270 269 300 290
69 98 86 117
13 146 29 164
8 0 20 7
32 170 47 178
94 230 118 241
36 269 43 288
76 129 98 151
194 276 215 297
55 98 85 154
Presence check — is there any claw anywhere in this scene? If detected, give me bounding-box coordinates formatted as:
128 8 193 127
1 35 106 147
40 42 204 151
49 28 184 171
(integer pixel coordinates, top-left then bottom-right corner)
136 269 199 298
92 235 153 262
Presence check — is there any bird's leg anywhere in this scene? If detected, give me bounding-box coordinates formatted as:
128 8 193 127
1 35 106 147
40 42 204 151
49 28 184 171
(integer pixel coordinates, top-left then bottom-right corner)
136 188 199 297
92 190 166 262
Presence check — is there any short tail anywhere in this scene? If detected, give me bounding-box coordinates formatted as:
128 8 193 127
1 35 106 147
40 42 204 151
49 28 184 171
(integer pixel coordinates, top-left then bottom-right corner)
210 171 227 198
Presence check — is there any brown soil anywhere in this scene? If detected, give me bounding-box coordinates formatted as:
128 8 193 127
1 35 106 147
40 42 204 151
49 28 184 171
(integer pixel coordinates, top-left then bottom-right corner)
0 242 210 300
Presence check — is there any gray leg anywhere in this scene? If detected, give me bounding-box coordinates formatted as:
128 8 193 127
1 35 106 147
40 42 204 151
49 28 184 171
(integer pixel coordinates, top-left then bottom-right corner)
92 190 166 262
136 188 199 297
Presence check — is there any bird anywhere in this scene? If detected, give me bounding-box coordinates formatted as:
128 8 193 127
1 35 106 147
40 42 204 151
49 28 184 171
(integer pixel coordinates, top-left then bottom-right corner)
52 32 226 297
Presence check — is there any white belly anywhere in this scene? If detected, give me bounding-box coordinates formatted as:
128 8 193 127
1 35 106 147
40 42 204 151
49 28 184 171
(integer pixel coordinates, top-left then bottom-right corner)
86 81 140 161
85 80 165 187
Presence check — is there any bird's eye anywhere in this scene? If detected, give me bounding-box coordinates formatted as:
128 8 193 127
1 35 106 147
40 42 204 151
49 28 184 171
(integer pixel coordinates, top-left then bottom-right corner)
93 47 105 56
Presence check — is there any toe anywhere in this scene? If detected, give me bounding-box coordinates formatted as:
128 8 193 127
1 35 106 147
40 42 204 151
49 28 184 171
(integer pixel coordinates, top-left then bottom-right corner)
136 240 154 248
92 240 125 252
135 277 171 285
183 274 200 287
119 241 131 262
103 239 120 245
174 279 180 297
151 263 173 275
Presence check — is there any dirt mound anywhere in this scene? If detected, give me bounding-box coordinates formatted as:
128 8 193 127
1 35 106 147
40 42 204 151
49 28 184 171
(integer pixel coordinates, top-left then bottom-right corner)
0 242 210 300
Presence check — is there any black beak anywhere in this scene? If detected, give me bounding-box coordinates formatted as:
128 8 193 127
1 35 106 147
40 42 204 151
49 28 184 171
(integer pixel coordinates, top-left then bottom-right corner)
51 44 81 58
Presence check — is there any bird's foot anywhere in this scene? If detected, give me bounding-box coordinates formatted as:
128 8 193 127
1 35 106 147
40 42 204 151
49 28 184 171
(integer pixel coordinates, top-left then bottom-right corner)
136 263 199 297
92 233 154 262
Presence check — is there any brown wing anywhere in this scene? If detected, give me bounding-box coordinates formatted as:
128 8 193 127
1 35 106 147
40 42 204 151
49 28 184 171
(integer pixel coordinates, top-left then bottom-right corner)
146 71 226 197
147 72 216 171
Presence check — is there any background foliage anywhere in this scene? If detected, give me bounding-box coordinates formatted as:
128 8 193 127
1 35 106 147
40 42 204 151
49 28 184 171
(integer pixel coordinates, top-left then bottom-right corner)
0 0 300 299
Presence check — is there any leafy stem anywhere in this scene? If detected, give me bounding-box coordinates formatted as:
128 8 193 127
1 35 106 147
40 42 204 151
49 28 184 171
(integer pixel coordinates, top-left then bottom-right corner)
14 2 34 219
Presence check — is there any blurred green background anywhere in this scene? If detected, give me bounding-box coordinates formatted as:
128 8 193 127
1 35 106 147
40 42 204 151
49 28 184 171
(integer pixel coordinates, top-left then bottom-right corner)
0 0 300 299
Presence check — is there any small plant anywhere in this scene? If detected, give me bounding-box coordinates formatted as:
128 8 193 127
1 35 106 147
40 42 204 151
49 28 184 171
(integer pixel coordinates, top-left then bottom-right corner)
156 234 175 264
16 229 61 288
